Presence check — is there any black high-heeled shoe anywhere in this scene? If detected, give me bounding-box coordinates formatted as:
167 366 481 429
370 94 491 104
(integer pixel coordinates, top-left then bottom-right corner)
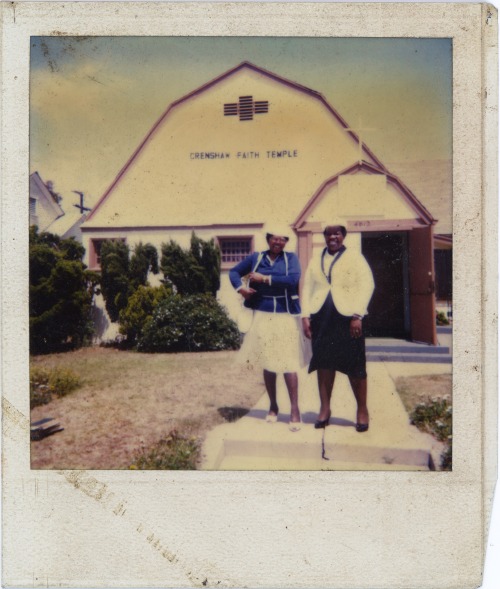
314 411 331 429
355 423 369 433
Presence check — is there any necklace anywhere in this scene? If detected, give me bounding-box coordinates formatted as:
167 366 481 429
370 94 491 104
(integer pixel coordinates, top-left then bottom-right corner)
321 246 346 284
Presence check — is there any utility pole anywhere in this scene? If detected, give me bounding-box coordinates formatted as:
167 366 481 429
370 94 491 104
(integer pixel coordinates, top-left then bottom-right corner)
72 191 92 214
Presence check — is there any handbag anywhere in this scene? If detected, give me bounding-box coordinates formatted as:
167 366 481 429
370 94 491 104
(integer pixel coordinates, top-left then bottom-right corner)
237 304 254 334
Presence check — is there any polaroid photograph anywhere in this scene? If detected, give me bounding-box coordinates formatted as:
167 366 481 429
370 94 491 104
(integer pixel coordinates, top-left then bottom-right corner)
28 34 453 472
1 2 497 588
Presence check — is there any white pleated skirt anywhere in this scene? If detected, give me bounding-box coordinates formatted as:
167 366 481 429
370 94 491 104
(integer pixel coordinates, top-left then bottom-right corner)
238 311 311 373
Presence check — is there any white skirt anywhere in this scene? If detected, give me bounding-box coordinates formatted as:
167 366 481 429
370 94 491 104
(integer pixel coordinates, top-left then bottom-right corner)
238 311 311 373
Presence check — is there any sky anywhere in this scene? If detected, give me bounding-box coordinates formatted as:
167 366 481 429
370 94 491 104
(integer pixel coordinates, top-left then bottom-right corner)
30 36 452 214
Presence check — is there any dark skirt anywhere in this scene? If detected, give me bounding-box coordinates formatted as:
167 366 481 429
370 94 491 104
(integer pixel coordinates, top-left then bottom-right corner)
308 292 367 378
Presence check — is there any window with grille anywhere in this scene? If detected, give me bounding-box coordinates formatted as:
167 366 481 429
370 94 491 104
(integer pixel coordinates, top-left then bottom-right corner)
218 237 252 266
90 238 126 269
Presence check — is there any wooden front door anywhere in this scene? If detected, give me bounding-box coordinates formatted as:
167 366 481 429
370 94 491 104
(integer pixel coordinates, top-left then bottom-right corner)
361 232 410 338
408 226 437 344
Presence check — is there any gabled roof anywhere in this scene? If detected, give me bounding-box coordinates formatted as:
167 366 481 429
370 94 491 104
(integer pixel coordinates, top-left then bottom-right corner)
47 211 88 241
85 61 387 223
30 171 65 218
293 160 436 228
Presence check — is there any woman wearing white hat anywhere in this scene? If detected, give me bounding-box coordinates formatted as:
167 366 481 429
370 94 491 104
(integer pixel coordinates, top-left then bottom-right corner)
302 223 375 432
229 224 305 431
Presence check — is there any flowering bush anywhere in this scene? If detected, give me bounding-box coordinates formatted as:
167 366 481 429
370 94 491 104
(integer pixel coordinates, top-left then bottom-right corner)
410 396 452 470
137 293 240 353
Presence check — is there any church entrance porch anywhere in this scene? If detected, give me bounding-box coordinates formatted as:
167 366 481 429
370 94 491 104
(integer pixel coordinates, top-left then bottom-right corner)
296 223 437 345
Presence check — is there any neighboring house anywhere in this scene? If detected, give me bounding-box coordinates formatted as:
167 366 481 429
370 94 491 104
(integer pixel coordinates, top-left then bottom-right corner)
29 171 64 231
30 171 88 242
82 61 452 345
47 212 88 243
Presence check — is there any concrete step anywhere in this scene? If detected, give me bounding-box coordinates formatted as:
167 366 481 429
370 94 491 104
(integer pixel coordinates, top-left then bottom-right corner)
367 352 452 364
366 343 450 354
218 455 429 471
437 325 452 334
211 419 433 470
365 337 452 363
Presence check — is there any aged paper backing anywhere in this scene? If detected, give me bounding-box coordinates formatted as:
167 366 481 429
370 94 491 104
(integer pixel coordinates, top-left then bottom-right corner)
1 2 498 588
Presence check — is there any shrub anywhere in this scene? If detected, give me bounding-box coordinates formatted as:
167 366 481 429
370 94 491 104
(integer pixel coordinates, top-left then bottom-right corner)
440 445 452 471
130 430 201 470
118 285 171 346
30 367 81 408
410 396 452 471
29 226 97 354
137 294 240 353
436 311 450 326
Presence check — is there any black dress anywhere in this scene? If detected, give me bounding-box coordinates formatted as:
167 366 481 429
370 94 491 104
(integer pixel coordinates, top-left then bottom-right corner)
308 291 367 378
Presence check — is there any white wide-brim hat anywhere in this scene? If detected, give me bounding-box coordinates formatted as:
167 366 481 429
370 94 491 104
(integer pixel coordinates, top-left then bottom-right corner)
264 222 292 240
321 219 348 233
256 222 297 252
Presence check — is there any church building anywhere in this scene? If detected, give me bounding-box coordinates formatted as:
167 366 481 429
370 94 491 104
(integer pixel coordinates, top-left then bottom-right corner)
82 61 441 345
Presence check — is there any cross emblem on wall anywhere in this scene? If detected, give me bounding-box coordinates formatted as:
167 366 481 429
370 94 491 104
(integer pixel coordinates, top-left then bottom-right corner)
224 96 269 121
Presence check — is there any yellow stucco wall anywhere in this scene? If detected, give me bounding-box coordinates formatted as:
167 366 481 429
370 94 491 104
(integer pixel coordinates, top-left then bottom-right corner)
85 67 373 229
306 172 418 225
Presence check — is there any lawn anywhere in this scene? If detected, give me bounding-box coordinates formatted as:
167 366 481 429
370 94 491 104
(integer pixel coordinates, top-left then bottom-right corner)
30 347 263 469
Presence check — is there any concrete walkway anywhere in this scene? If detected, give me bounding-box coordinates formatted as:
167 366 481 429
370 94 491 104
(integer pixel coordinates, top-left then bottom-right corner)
201 359 450 471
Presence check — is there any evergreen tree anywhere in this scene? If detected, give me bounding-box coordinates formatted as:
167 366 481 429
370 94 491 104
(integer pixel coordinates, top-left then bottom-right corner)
29 226 97 354
129 242 159 290
100 240 161 323
160 240 204 295
190 232 221 296
99 240 131 322
161 233 221 296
